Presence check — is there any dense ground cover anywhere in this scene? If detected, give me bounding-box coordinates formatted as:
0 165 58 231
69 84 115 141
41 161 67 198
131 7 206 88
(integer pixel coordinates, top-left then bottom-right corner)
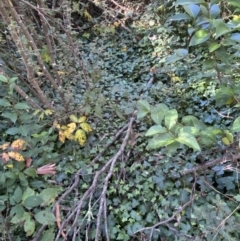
1 0 240 240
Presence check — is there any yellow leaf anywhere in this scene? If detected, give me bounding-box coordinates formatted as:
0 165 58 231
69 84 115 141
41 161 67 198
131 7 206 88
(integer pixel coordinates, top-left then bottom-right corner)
44 109 54 116
78 116 87 123
59 130 66 143
64 131 75 140
75 129 87 146
80 122 93 133
67 123 76 134
60 125 68 130
0 142 10 150
8 151 25 162
11 139 26 151
226 97 233 105
6 164 13 169
53 120 59 129
70 115 79 123
222 137 230 146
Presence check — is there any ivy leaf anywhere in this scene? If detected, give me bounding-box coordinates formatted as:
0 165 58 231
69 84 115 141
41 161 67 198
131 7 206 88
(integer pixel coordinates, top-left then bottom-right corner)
147 133 175 149
189 29 210 46
165 109 178 130
145 125 167 136
183 4 200 18
176 131 201 151
232 116 240 132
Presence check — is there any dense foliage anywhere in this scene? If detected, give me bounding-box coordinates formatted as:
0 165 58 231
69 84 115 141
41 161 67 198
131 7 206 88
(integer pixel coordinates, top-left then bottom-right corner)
1 0 240 240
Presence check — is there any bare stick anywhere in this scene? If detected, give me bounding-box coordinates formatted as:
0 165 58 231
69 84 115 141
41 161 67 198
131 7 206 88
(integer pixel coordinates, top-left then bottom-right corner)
0 211 13 241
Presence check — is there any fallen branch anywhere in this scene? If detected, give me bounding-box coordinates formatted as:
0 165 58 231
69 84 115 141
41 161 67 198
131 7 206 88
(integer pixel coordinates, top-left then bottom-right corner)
54 117 135 240
180 153 240 176
134 197 195 240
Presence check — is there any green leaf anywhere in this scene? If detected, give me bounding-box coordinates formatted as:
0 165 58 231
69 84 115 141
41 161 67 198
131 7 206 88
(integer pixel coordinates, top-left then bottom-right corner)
215 21 230 39
39 188 59 206
232 116 240 132
0 98 11 107
137 100 150 119
229 33 240 43
166 13 191 22
210 4 220 18
2 111 18 123
5 127 19 135
22 187 35 202
147 133 175 149
145 125 167 136
0 74 8 83
165 109 178 130
176 0 205 5
228 0 240 8
14 102 30 109
165 54 182 64
209 42 221 52
35 211 56 225
24 168 37 178
189 29 210 46
13 186 23 204
175 48 188 57
24 216 35 236
39 227 55 241
19 125 29 137
150 103 169 124
176 131 201 151
183 4 200 18
23 196 43 209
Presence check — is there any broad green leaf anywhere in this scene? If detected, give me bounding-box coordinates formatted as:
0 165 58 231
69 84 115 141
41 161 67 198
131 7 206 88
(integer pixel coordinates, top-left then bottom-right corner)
35 211 56 225
175 48 188 57
5 127 19 135
229 33 240 43
24 168 37 178
224 130 234 143
39 188 59 206
0 98 11 107
210 4 220 18
222 137 230 146
0 74 8 83
19 125 29 137
165 109 178 130
166 13 191 22
150 103 169 124
175 0 205 5
215 21 230 39
183 4 200 18
232 116 240 132
14 102 30 110
176 131 201 151
24 196 43 209
39 227 55 241
22 187 35 202
69 114 79 122
189 29 210 46
13 186 22 204
166 141 180 155
137 100 150 119
165 54 182 64
24 216 35 236
2 111 18 123
209 42 221 52
9 77 18 83
145 125 167 136
147 133 175 149
228 0 240 8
